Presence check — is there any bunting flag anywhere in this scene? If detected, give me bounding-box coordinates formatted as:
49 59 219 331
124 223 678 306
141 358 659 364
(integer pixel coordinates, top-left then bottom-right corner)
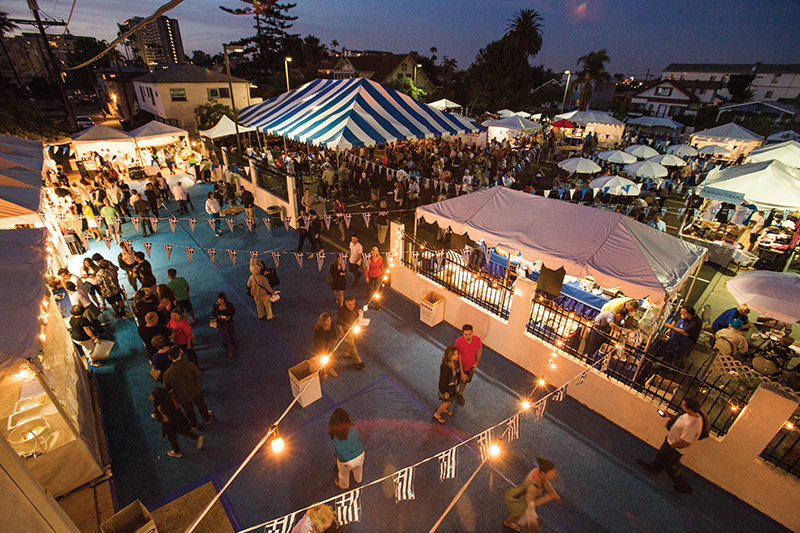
249 250 260 263
437 448 457 481
532 398 547 421
150 217 159 232
710 208 720 217
102 236 111 249
261 514 296 533
425 178 430 187
283 216 291 232
601 351 612 373
676 184 684 195
784 210 792 220
764 209 772 220
661 207 668 217
577 369 589 386
294 252 304 268
410 251 420 268
208 248 217 263
143 241 152 257
362 253 371 268
303 215 311 230
271 251 281 268
477 429 493 463
131 217 140 232
362 212 371 228
434 250 444 270
552 384 568 402
228 249 237 266
189 218 197 232
166 217 175 233
482 246 493 267
691 208 698 220
393 466 416 503
262 217 271 231
726 210 735 222
81 232 89 250
505 414 519 443
444 182 450 192
186 246 194 263
163 244 172 260
642 207 651 218
226 217 235 233
77 214 84 223
624 205 635 216
316 251 326 271
245 217 254 232
461 247 472 266
677 208 686 219
122 240 132 254
344 213 352 228
208 218 217 231
339 253 348 270
323 214 332 230
113 217 120 235
335 489 361 526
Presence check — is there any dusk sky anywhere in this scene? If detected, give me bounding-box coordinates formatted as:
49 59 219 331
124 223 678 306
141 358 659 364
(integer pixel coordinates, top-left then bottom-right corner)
6 0 800 78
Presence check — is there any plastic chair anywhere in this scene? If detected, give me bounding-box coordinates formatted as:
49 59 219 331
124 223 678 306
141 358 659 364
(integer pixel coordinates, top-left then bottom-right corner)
698 304 714 346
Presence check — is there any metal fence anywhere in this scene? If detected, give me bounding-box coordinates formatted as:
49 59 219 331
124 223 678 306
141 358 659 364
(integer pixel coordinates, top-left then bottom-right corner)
226 153 289 201
401 241 513 320
760 406 800 478
226 153 252 183
525 299 753 437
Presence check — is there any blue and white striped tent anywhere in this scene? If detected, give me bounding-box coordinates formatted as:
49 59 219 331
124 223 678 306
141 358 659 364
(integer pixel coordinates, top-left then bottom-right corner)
238 77 478 149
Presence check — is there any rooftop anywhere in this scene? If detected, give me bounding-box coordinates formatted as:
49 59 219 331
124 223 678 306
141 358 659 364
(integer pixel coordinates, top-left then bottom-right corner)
132 63 249 84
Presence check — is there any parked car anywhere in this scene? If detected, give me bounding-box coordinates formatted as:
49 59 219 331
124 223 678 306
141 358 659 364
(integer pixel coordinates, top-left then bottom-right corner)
76 116 94 130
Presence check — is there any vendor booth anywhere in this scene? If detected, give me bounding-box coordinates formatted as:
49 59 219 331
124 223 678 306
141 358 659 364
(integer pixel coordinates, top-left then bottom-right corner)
690 123 763 160
198 114 257 139
746 140 800 168
553 110 626 147
70 124 135 160
0 228 104 497
483 115 542 142
129 120 188 148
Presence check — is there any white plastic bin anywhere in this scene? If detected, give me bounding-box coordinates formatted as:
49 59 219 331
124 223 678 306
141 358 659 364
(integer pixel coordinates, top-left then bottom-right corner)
420 291 445 326
100 500 157 533
288 360 322 407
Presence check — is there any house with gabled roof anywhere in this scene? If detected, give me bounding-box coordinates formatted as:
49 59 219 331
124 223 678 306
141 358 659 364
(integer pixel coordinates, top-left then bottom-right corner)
331 52 435 93
629 79 700 118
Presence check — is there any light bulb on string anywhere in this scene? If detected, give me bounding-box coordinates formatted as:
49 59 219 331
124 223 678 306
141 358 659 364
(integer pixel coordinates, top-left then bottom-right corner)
353 325 361 333
490 444 500 456
269 425 284 452
550 361 556 369
373 293 380 299
522 400 530 409
363 305 369 312
537 378 546 386
787 422 794 430
320 355 330 365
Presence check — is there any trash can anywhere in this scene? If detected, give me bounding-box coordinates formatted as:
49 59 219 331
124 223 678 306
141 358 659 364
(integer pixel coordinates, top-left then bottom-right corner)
100 500 157 533
288 360 322 407
267 205 283 227
420 291 445 326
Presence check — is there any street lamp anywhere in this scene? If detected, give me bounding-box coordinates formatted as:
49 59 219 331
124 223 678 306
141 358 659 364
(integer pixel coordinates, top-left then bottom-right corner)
284 57 292 92
223 44 245 154
413 63 422 85
560 70 572 114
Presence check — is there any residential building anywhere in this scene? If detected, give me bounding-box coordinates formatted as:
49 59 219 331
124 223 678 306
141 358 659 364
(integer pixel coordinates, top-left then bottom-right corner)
331 51 436 93
629 79 701 117
560 73 615 111
131 64 261 133
121 15 186 68
716 100 800 126
1 32 78 84
93 66 147 121
662 63 800 101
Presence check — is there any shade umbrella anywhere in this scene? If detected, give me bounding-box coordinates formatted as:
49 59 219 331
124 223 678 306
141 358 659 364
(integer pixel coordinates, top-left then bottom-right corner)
666 144 698 157
648 153 688 167
558 157 602 174
588 175 641 195
597 150 637 164
551 119 575 129
624 144 659 159
698 145 730 156
727 271 800 323
624 160 669 179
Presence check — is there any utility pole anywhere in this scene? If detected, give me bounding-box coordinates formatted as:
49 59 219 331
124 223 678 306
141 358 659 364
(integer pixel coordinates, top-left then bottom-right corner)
644 68 650 82
29 1 78 132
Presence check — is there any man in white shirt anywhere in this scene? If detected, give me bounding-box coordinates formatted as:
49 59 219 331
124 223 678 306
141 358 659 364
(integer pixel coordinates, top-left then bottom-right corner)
172 181 190 214
714 319 749 360
638 397 704 494
205 192 222 237
348 234 363 288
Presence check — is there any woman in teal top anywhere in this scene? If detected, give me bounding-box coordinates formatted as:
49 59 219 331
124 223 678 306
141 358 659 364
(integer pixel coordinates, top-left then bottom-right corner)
329 408 364 490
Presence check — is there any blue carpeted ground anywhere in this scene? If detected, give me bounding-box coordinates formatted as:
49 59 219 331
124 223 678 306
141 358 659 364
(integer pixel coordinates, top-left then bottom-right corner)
87 175 790 533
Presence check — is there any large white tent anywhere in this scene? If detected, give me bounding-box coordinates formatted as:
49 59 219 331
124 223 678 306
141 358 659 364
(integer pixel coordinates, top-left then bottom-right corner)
553 110 626 146
745 140 800 168
627 116 684 129
483 115 542 142
0 185 42 226
690 122 763 160
70 124 135 159
239 78 478 149
129 120 188 148
416 187 706 298
698 159 800 210
428 99 461 111
199 115 257 139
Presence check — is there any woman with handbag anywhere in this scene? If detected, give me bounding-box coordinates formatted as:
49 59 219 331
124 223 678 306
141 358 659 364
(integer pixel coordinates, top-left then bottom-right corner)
150 386 203 458
247 264 275 320
211 292 239 357
502 458 561 532
433 347 459 423
328 258 347 306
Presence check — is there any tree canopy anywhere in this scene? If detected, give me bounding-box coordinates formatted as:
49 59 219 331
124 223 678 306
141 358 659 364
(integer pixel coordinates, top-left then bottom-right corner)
505 9 544 58
576 49 611 111
195 101 236 131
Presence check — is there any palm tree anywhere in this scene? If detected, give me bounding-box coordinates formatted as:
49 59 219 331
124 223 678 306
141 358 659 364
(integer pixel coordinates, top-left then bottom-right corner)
505 9 544 58
575 49 611 111
329 39 339 56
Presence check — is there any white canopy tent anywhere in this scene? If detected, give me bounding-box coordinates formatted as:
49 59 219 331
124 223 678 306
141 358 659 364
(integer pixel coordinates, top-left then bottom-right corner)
428 99 462 111
0 185 42 226
483 115 542 142
627 116 684 129
416 187 707 299
588 175 641 196
727 271 800 323
767 131 800 143
745 140 800 168
198 115 257 139
697 159 800 210
666 144 698 157
690 122 763 160
129 120 188 148
553 110 626 146
70 125 135 159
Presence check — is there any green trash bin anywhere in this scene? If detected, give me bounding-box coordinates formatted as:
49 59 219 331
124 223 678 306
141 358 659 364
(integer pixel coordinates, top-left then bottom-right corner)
267 205 283 227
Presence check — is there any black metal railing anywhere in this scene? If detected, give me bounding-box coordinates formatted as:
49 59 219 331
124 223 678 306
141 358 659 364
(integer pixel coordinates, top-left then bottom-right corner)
402 242 513 320
226 153 252 183
525 300 753 436
760 406 800 479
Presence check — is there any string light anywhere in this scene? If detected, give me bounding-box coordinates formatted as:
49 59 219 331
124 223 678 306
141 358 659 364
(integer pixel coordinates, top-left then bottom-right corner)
269 426 284 452
537 378 546 386
353 325 361 333
522 400 530 409
320 355 329 365
489 444 500 456
549 360 556 369
786 422 794 430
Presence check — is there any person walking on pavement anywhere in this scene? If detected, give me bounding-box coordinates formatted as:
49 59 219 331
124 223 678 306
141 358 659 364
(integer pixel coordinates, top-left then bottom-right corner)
455 324 482 406
247 263 276 320
503 458 562 533
376 201 389 244
433 346 459 424
240 186 255 221
308 211 322 258
133 251 157 288
348 234 363 288
150 386 203 458
162 346 213 430
295 209 310 254
167 268 197 323
172 181 190 214
336 296 365 369
329 408 364 490
205 192 222 237
168 310 199 367
329 257 347 306
211 292 239 357
132 191 155 237
313 312 339 378
638 397 706 494
364 247 384 310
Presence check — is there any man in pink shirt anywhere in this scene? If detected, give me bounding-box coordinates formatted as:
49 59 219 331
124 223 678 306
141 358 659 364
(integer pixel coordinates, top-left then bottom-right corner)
454 324 482 406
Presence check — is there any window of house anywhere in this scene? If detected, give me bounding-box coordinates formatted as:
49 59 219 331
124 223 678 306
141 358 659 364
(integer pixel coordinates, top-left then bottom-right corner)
772 75 780 84
169 88 187 102
397 73 404 79
147 87 155 106
401 63 407 72
654 87 673 96
765 91 774 99
208 87 230 98
668 106 682 116
709 76 716 82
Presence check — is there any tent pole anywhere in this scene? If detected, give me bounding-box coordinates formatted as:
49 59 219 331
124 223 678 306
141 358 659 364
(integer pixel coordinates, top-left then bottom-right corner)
684 259 702 304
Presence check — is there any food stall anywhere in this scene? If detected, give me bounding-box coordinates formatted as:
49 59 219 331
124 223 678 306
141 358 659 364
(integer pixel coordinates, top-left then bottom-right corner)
690 122 763 161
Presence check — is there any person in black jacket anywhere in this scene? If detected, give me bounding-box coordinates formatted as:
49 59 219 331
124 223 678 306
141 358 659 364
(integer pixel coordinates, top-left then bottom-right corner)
433 346 459 423
296 209 310 253
151 386 203 458
133 251 157 288
308 210 322 257
240 186 255 221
